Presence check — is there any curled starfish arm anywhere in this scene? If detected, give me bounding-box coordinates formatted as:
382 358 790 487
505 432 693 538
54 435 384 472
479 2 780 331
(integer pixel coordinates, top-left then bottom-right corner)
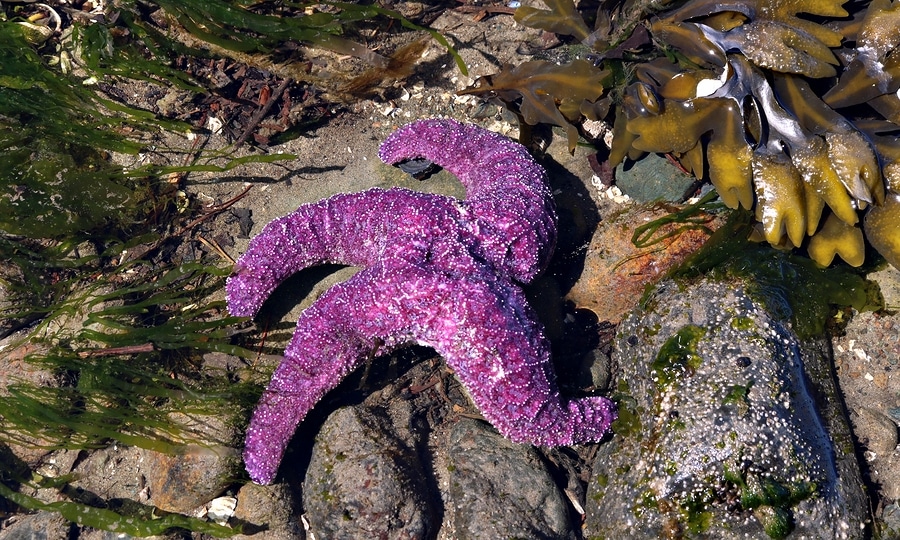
367 263 616 445
243 265 616 483
226 188 461 317
378 118 558 282
242 268 395 484
418 275 617 446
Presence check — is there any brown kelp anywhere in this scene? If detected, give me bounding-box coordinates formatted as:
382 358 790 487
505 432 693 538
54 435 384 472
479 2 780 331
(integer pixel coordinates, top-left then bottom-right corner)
462 0 900 269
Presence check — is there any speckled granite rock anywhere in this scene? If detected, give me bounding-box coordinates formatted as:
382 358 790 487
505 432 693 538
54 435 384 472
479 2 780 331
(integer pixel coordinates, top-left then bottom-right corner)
832 264 900 531
0 510 71 540
69 438 238 516
585 277 868 539
232 482 304 539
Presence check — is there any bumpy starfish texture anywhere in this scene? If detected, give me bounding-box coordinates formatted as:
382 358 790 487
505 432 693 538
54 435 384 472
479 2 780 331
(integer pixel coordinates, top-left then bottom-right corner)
227 118 616 484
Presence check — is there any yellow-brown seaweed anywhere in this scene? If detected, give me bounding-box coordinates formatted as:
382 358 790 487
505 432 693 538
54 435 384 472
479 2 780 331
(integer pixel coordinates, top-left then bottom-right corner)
864 193 900 268
496 0 900 269
721 21 839 78
753 153 807 247
825 129 885 206
791 138 860 227
808 213 866 267
706 100 754 210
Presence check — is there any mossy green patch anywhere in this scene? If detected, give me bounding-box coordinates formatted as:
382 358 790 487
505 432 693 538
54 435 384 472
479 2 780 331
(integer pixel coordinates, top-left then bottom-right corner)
610 394 643 439
754 505 793 540
651 325 706 388
721 466 818 539
730 315 755 331
677 210 880 338
722 382 753 414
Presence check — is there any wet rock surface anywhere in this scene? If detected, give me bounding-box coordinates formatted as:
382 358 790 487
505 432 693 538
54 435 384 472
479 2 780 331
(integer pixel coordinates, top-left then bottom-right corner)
0 511 72 540
438 419 578 540
833 265 900 532
586 277 868 539
231 482 303 539
302 400 437 540
566 204 725 324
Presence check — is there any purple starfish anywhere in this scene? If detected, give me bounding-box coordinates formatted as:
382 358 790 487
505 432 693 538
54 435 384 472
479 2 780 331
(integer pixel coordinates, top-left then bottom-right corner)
227 118 616 484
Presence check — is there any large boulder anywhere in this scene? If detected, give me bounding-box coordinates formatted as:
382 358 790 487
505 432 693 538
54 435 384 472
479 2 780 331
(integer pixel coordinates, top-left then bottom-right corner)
585 277 868 539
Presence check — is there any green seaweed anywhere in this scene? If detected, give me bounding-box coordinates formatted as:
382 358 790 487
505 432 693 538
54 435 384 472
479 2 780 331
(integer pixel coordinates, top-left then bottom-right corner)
0 260 261 453
725 248 876 338
123 0 466 87
0 10 281 535
671 209 881 337
721 467 817 539
0 0 469 536
722 382 752 414
609 395 643 439
0 480 239 537
630 190 722 249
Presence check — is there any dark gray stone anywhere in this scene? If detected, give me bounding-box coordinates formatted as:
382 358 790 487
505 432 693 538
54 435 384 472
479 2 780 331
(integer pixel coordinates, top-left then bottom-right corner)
232 482 304 540
440 418 577 540
881 502 900 538
585 277 868 539
615 153 697 203
303 401 437 540
0 511 70 540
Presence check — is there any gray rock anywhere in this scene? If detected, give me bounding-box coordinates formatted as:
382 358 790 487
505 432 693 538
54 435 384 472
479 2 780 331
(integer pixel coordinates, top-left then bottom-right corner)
832 264 900 507
70 441 238 515
0 511 70 540
585 277 867 539
615 153 697 203
438 418 577 540
76 528 142 540
853 407 898 456
232 482 304 539
303 401 437 539
881 502 900 539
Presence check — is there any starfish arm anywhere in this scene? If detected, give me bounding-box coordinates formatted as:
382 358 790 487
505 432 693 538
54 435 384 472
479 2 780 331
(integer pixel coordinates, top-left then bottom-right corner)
351 265 617 445
226 188 462 317
243 268 393 484
243 265 616 483
415 273 617 446
378 118 558 282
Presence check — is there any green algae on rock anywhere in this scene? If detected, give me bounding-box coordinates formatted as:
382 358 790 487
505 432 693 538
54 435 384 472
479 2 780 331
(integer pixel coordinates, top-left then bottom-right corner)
651 325 706 389
585 277 867 539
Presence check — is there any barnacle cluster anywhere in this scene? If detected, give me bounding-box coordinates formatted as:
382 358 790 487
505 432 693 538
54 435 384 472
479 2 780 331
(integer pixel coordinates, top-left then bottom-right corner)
614 0 900 269
468 0 900 269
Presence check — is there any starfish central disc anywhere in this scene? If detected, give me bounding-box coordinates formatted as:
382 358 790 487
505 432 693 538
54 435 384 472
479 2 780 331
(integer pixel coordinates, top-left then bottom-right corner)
227 118 617 484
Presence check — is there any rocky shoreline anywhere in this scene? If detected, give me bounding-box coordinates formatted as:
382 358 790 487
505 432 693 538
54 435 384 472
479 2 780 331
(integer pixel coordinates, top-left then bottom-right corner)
2 6 898 539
